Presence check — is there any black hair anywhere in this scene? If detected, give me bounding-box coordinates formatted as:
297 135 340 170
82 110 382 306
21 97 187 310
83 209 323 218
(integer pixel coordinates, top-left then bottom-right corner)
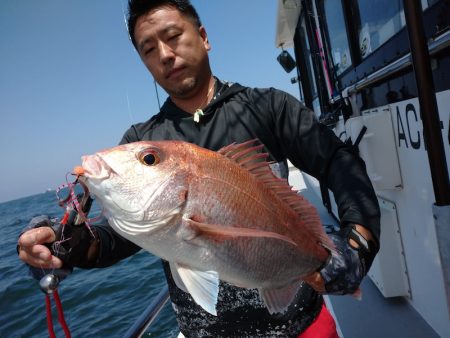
127 0 202 49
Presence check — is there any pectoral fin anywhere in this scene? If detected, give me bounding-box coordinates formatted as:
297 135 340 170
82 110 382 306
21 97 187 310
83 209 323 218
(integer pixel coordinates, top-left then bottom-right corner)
259 282 302 314
184 218 297 247
170 262 220 316
169 261 188 294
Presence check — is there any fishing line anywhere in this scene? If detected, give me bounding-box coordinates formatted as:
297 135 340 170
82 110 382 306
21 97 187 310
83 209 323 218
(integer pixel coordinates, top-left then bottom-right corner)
126 90 134 124
119 0 162 112
120 0 139 123
119 0 129 35
154 80 161 110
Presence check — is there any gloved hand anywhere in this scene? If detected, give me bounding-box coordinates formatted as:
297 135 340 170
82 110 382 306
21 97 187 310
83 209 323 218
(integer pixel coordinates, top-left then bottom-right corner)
17 214 99 277
17 215 72 281
319 225 377 295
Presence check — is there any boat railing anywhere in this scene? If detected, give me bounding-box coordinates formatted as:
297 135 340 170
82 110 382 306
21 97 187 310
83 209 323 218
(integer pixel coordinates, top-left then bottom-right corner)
122 285 170 338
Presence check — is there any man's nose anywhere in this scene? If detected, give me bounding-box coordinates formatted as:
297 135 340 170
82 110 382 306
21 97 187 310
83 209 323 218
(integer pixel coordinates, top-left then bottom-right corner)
158 41 175 64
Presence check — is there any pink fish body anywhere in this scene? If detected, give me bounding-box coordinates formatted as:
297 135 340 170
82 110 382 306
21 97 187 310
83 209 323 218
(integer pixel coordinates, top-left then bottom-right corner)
80 140 333 315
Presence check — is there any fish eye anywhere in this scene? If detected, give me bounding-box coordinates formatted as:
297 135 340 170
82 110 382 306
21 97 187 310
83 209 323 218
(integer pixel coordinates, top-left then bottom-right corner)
138 149 160 166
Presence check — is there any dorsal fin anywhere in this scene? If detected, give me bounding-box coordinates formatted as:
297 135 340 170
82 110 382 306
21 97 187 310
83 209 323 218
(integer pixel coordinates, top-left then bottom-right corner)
218 140 273 180
218 140 334 250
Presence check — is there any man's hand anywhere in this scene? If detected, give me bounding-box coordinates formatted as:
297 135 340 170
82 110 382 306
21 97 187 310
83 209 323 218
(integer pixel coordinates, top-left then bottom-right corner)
18 214 100 270
17 216 64 269
304 224 377 294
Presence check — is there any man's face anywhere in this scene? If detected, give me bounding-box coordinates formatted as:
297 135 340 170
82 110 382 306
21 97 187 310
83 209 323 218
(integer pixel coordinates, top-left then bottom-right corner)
134 6 211 99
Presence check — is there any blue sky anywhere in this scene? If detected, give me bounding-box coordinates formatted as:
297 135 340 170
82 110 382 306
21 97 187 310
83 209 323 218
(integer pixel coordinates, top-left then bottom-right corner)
0 0 299 203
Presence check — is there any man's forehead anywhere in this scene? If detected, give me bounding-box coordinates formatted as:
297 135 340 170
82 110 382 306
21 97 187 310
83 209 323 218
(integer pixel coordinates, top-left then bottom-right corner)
136 7 195 36
134 9 181 41
137 5 183 26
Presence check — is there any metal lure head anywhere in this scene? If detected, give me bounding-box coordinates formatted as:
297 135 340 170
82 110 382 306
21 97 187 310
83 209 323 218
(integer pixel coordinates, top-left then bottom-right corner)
39 274 60 294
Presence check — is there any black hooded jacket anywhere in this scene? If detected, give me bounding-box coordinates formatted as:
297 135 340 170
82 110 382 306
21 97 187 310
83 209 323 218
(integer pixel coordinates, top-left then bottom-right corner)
92 78 380 337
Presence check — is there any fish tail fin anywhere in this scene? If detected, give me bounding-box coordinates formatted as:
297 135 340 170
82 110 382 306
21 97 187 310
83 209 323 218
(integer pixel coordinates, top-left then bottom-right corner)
259 282 302 314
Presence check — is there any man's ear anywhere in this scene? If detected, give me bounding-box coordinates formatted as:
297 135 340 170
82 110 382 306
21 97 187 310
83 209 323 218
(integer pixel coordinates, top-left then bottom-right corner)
199 26 211 51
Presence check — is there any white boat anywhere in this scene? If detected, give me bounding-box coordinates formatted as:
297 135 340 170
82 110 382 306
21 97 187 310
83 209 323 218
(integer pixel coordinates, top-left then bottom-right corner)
275 0 450 337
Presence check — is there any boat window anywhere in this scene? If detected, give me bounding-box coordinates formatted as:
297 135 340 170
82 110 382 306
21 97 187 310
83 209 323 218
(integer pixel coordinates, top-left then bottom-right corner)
352 0 405 59
323 0 352 75
299 16 318 99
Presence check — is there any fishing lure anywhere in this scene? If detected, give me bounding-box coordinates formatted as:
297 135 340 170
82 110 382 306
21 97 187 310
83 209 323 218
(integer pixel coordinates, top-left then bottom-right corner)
39 274 71 338
38 172 99 338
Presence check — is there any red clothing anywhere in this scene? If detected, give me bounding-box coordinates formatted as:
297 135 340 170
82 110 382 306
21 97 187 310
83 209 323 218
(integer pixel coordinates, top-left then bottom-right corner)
299 304 339 338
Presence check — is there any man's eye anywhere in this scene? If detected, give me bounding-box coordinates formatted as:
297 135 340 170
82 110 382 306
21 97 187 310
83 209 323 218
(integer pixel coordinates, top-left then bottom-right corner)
144 47 155 55
168 33 181 41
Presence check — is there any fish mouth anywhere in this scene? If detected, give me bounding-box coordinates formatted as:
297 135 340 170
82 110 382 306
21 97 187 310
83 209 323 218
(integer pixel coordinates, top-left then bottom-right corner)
81 154 115 179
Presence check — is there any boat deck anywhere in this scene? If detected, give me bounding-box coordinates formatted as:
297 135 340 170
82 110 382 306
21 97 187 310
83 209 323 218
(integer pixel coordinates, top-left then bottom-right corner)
325 280 439 338
290 169 440 338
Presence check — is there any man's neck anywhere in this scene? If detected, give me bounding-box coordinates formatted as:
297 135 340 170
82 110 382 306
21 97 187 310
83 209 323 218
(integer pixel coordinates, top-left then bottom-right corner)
171 76 216 114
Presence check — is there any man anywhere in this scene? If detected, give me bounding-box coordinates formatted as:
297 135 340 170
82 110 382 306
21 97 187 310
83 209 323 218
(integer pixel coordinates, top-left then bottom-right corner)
18 1 380 337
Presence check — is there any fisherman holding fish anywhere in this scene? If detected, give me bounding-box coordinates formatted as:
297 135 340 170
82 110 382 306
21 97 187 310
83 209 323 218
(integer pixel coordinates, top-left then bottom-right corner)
18 1 380 337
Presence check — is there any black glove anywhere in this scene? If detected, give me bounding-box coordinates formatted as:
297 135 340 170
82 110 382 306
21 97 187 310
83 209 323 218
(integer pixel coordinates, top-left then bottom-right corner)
319 225 377 295
18 215 73 281
19 214 98 272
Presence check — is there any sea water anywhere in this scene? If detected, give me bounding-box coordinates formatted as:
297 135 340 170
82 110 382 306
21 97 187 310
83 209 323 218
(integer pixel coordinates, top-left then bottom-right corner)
0 191 178 337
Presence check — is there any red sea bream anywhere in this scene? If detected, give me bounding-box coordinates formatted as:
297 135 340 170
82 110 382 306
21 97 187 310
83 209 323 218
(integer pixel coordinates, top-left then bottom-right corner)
79 140 333 315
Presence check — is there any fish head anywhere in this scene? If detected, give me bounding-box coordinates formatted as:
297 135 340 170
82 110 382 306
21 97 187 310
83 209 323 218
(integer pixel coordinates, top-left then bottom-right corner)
79 141 191 234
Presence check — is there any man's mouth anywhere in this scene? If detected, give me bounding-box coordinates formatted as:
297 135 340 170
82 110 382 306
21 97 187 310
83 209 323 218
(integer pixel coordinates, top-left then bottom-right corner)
166 66 185 79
